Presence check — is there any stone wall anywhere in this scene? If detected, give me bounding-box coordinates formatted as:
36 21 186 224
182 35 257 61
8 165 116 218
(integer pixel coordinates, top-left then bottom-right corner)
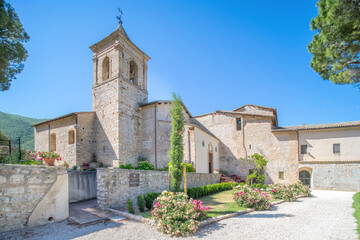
0 165 68 232
97 168 220 210
299 162 360 191
76 113 96 166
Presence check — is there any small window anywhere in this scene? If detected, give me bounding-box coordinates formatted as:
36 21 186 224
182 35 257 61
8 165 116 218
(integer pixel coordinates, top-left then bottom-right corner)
236 119 242 131
301 145 307 154
333 144 340 153
50 133 56 151
279 171 285 180
68 130 75 144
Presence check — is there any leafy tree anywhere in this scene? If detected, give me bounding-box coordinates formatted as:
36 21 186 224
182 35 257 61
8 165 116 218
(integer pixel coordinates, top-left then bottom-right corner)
242 153 268 186
169 93 185 192
0 0 29 91
308 0 360 87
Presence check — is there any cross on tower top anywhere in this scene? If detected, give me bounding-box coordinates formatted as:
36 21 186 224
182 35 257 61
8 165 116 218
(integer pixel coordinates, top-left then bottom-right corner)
116 8 123 25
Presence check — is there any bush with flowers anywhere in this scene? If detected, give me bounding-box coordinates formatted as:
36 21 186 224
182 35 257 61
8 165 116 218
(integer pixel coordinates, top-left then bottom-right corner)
269 184 296 202
192 199 210 221
151 191 209 237
233 185 271 211
289 180 311 197
35 151 61 161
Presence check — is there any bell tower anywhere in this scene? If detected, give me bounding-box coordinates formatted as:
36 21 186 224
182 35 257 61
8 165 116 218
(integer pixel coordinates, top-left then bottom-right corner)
89 20 150 166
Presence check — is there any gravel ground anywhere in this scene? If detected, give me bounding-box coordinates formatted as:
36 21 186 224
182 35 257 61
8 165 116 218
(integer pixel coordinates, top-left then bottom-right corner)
0 190 357 240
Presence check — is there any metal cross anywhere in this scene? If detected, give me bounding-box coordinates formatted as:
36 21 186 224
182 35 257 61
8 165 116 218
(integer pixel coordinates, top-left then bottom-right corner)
116 8 123 25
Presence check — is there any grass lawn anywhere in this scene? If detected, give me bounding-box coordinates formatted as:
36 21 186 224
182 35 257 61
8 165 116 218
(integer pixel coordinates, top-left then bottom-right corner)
353 192 360 238
136 189 281 219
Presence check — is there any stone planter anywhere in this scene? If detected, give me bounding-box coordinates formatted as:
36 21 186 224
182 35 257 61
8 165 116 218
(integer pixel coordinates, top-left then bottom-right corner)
44 158 55 166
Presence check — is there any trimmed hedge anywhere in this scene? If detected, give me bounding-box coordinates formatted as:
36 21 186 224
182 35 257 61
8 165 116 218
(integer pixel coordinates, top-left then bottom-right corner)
137 182 239 211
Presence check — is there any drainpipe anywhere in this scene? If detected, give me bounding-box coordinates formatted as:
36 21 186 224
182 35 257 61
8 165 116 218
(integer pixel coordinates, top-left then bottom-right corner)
154 104 157 169
242 117 247 159
296 130 300 162
48 124 50 152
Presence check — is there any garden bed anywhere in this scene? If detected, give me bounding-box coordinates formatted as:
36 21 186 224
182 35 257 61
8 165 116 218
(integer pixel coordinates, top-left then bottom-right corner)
137 190 282 219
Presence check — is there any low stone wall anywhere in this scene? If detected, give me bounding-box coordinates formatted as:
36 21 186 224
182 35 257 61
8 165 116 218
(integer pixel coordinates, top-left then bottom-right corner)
68 171 97 203
299 162 360 191
97 169 220 210
0 164 68 232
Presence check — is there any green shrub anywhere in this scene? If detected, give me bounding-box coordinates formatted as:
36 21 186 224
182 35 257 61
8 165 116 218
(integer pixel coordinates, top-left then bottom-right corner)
152 191 199 237
137 195 145 212
353 192 360 237
187 182 238 199
136 161 154 170
144 192 161 210
126 198 135 214
119 163 135 169
158 166 169 171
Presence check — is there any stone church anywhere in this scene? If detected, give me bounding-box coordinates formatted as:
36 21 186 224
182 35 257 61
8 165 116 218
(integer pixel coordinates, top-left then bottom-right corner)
34 23 360 191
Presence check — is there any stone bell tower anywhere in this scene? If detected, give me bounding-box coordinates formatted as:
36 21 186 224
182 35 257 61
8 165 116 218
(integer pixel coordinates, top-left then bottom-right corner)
89 21 151 167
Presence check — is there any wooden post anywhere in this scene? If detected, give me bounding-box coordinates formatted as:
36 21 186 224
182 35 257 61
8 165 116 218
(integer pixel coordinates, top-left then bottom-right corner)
168 166 172 191
184 165 187 195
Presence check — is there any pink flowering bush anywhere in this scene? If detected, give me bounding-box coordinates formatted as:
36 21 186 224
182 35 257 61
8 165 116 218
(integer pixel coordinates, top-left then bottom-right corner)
269 184 296 202
233 185 271 211
151 191 200 237
289 180 311 197
192 199 210 221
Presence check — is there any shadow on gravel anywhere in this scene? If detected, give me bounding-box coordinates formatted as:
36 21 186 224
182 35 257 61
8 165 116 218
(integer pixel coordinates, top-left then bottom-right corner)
0 220 123 240
194 222 226 238
239 213 294 219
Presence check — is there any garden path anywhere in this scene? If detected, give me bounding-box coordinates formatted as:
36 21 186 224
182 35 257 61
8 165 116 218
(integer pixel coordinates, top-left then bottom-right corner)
0 190 357 240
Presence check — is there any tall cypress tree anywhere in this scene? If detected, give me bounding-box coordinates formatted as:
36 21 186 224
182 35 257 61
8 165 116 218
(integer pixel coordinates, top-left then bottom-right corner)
169 93 185 192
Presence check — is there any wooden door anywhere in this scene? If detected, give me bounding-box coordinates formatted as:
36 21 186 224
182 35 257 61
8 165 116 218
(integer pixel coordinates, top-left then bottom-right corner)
208 152 213 173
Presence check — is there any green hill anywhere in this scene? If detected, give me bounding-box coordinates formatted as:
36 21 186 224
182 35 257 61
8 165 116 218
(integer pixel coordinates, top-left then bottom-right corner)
0 112 48 150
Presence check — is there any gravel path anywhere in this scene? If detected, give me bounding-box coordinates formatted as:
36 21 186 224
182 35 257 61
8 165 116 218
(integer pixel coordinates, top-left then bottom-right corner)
1 190 357 240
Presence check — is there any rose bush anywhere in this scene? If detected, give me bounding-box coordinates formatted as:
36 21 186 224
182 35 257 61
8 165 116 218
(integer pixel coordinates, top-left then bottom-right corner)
269 184 296 202
152 191 209 237
192 199 209 221
289 180 311 197
233 185 271 211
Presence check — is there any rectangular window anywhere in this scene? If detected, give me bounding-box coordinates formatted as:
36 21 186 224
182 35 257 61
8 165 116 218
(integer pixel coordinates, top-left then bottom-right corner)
333 143 340 153
236 119 242 131
68 130 75 144
301 145 307 154
50 133 56 151
279 171 285 180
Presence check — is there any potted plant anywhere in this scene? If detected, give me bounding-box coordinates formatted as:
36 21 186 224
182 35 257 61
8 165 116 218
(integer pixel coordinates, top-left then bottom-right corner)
36 151 61 166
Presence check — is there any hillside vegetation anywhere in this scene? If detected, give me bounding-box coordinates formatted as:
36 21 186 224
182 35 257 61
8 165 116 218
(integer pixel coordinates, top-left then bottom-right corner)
0 111 48 150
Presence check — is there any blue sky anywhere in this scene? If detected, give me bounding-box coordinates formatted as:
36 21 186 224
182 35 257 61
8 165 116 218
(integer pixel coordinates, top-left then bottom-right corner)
1 0 359 126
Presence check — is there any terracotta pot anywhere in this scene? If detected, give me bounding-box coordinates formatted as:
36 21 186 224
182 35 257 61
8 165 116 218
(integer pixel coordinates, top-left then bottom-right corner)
44 158 55 166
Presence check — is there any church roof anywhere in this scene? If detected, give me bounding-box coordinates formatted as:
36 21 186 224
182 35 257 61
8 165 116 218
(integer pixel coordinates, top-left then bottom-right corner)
115 24 129 39
33 112 94 127
140 100 192 118
272 121 360 132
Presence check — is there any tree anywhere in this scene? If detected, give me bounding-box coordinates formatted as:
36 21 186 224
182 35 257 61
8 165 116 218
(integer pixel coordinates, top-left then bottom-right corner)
308 0 360 87
242 153 268 186
169 93 185 192
0 0 29 91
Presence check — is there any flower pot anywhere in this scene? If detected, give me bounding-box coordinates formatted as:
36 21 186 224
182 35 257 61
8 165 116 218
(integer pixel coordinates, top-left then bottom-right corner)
44 158 55 166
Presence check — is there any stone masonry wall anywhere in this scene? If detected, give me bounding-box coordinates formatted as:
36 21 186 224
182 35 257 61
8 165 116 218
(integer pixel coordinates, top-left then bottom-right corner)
0 165 68 232
97 168 220 210
34 116 77 167
299 162 360 191
76 113 96 166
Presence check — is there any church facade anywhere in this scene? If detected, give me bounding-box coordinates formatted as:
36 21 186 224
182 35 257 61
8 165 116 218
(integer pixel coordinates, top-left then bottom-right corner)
33 24 360 191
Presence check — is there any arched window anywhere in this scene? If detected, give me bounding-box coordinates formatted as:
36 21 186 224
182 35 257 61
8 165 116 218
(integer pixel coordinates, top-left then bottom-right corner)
129 60 138 85
299 170 311 187
50 133 56 151
102 57 110 81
